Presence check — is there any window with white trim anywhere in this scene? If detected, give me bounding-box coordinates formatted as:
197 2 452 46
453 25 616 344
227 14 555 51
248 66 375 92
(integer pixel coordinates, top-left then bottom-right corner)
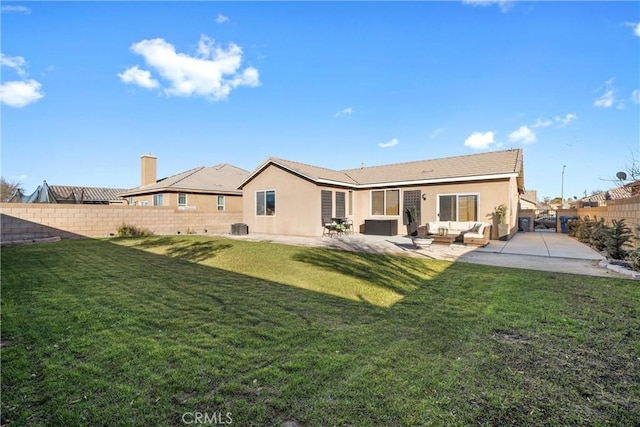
371 189 400 216
153 194 163 206
217 195 225 211
178 193 187 207
256 190 275 216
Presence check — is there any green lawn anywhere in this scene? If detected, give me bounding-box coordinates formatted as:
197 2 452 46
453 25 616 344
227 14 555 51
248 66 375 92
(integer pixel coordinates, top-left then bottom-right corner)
2 236 639 426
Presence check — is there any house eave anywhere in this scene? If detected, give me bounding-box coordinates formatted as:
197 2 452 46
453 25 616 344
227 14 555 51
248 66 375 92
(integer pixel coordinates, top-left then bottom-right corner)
317 172 520 189
119 188 242 197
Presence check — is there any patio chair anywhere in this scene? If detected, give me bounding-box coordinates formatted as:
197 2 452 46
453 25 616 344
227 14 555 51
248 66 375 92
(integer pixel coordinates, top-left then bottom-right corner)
343 219 354 235
322 217 337 237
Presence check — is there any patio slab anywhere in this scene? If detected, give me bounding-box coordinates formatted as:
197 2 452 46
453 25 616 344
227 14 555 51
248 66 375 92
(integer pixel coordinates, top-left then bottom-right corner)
223 231 631 279
475 231 605 260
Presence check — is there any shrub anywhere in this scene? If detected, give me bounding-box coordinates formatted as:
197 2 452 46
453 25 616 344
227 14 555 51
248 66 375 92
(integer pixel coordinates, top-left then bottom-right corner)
629 249 640 272
603 219 632 260
589 218 609 252
568 216 608 249
116 223 153 238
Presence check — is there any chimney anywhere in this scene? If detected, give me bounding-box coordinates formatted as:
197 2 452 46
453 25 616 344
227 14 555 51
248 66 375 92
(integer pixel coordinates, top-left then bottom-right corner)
141 154 157 186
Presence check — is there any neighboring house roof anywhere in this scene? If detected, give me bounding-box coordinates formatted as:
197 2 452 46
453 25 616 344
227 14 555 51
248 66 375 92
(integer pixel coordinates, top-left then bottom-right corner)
580 184 635 203
240 149 524 191
49 185 127 203
120 164 249 197
9 181 127 204
519 196 541 209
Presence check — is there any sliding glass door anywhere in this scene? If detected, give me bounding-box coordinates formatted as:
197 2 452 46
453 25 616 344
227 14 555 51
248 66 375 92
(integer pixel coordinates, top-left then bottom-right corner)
438 194 478 221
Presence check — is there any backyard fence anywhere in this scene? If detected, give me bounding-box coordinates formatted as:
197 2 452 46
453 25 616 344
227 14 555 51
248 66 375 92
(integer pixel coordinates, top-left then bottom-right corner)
0 203 242 243
558 194 640 247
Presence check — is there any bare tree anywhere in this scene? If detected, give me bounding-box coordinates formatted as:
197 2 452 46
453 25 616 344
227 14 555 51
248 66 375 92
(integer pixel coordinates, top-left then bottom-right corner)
1 177 23 202
623 148 640 181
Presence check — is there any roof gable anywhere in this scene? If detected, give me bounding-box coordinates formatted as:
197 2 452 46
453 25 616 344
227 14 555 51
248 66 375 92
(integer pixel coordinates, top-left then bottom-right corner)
121 163 249 196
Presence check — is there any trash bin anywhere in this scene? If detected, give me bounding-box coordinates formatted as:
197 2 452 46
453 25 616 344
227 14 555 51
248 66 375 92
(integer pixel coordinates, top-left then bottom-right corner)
231 223 248 235
519 217 530 232
559 216 569 233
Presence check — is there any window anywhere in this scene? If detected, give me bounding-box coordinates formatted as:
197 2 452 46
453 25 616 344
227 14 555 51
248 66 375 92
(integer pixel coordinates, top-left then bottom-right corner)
153 194 163 206
458 195 478 221
438 194 478 221
336 192 346 218
178 193 187 207
217 195 225 211
371 189 400 216
256 190 275 216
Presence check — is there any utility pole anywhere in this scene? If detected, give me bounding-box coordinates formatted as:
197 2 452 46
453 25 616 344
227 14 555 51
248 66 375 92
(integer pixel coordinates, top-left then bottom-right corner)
561 165 566 208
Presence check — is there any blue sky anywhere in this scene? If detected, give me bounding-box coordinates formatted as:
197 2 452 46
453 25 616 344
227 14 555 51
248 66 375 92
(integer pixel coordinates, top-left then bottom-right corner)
1 1 639 201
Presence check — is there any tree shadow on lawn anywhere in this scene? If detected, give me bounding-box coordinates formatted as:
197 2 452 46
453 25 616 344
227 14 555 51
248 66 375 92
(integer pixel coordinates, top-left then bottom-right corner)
3 238 639 426
118 235 233 263
291 246 451 298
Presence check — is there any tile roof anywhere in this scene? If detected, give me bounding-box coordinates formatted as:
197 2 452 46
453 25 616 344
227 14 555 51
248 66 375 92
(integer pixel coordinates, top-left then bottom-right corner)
120 164 249 196
580 185 634 202
241 149 524 189
343 149 523 185
49 185 128 203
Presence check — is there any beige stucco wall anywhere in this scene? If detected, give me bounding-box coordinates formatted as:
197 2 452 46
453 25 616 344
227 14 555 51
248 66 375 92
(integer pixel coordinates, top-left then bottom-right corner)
242 165 323 236
0 203 242 242
352 178 516 239
242 165 519 238
127 192 242 212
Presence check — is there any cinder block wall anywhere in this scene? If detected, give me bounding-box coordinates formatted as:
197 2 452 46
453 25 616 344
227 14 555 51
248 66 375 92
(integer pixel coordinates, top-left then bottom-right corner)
559 195 640 248
0 203 243 242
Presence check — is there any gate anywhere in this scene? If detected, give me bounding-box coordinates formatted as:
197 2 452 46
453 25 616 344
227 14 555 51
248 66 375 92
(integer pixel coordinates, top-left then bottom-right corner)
533 209 557 232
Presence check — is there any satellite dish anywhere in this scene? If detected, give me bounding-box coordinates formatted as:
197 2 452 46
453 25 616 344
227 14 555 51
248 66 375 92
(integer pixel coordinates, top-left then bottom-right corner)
616 171 627 181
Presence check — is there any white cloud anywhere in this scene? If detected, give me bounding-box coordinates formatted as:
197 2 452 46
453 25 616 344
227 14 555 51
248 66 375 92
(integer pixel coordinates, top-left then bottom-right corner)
0 80 45 107
630 89 640 105
464 131 496 149
1 5 31 14
0 53 44 107
118 66 159 89
122 35 259 100
1 54 27 75
378 138 399 148
594 78 616 108
626 22 640 37
532 118 553 129
215 14 229 24
508 126 536 144
462 0 512 12
335 107 353 118
556 113 577 126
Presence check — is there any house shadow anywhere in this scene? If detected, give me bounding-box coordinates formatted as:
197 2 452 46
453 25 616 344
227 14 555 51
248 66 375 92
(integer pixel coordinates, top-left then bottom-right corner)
0 214 84 244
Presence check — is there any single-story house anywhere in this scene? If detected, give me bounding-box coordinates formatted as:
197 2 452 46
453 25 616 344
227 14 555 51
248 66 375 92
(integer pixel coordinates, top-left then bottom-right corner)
238 149 525 239
577 182 638 207
120 155 249 212
9 181 127 204
519 190 541 210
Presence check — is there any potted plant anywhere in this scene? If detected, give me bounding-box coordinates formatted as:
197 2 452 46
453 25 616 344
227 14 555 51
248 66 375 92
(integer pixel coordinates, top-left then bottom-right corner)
495 203 509 240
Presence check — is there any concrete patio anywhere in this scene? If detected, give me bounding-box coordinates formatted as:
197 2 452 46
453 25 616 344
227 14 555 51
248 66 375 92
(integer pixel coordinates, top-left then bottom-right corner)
227 230 634 279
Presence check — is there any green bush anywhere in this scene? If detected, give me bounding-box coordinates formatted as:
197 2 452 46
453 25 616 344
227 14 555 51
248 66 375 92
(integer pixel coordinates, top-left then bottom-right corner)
568 216 608 250
116 223 153 238
603 219 632 260
629 249 640 272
